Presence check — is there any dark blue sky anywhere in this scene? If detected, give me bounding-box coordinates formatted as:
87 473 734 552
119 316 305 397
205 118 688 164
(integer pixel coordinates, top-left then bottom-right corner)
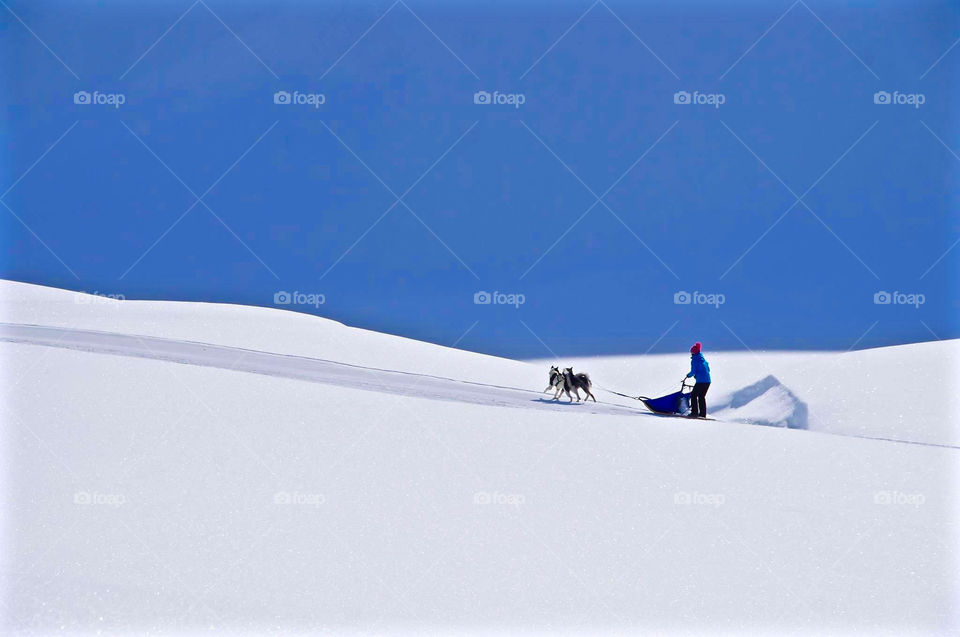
3 0 957 357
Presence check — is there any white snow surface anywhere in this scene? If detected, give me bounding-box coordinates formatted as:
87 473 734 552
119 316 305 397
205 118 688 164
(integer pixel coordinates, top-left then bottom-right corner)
2 281 958 636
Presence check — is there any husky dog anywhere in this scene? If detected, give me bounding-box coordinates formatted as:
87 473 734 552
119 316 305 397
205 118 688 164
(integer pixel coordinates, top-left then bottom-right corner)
544 365 565 400
563 367 596 402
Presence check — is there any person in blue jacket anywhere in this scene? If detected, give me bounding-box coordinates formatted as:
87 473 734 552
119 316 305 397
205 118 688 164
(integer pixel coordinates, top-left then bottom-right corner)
686 342 711 418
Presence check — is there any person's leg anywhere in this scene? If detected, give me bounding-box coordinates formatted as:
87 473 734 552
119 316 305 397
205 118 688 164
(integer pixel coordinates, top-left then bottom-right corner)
689 383 703 417
698 382 711 417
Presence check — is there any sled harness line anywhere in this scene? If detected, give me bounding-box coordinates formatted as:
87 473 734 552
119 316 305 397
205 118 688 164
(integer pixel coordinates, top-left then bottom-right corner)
597 378 695 402
596 378 698 416
596 385 641 400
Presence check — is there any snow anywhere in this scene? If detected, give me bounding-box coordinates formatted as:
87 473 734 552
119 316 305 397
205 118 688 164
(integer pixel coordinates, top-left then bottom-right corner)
0 323 638 417
0 280 538 390
712 375 808 429
2 281 958 635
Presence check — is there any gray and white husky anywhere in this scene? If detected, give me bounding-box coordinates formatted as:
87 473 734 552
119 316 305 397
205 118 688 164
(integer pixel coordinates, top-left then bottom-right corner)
563 367 596 403
544 365 565 400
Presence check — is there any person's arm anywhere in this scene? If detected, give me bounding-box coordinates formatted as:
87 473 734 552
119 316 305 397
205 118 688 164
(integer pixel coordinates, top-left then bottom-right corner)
686 358 694 378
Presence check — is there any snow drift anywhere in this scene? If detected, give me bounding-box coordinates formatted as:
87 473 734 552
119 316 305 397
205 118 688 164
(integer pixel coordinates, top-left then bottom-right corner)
713 375 808 429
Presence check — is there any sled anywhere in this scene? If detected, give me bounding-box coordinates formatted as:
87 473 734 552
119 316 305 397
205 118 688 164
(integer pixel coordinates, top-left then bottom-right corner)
602 379 716 420
639 378 696 416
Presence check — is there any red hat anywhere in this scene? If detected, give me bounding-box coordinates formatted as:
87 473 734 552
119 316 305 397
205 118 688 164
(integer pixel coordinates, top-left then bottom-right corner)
690 342 702 354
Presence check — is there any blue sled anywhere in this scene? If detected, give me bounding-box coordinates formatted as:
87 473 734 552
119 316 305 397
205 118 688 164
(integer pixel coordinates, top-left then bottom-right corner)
639 379 695 415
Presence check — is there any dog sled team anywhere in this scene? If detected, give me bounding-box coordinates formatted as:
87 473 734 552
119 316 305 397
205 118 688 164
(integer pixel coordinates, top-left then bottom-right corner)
544 366 596 403
544 341 712 419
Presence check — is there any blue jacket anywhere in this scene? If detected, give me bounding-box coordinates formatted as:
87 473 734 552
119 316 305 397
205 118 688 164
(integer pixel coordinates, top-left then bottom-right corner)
687 353 711 383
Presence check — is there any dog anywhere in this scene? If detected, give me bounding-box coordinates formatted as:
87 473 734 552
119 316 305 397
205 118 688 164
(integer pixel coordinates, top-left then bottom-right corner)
563 367 596 402
544 365 565 400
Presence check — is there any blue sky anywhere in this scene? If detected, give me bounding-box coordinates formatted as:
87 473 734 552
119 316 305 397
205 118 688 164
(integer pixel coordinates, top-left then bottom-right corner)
2 0 957 358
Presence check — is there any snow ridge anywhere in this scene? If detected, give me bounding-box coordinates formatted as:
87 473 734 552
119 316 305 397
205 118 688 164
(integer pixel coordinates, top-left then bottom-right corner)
713 375 809 429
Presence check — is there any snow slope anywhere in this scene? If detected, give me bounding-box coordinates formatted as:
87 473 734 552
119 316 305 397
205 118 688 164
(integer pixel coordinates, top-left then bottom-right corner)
0 280 541 391
2 281 958 635
3 280 956 444
0 323 639 417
